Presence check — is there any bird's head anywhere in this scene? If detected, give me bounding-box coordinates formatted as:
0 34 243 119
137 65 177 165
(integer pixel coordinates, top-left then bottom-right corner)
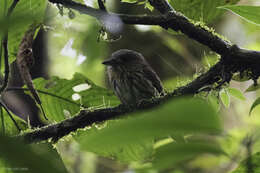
102 49 147 69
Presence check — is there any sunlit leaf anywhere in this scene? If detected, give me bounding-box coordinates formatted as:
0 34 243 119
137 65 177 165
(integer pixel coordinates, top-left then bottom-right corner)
228 88 246 101
29 73 119 121
169 0 239 23
218 5 260 26
220 89 230 108
144 2 154 11
121 0 139 3
249 97 260 115
47 12 108 84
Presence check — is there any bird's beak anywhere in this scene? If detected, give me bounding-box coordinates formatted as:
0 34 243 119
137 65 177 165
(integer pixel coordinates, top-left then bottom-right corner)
102 58 115 65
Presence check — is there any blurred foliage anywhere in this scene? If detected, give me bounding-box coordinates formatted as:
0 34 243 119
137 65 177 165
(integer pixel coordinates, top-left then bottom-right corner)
232 152 260 173
0 135 67 173
0 0 47 67
47 5 108 86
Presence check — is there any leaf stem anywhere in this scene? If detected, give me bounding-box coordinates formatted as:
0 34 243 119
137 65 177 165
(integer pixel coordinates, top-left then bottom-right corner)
0 100 21 132
0 107 5 134
0 0 20 93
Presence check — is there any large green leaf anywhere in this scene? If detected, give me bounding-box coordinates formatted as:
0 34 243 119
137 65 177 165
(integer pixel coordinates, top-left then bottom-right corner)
0 135 67 173
218 5 260 26
153 142 224 170
169 0 240 23
227 88 246 101
31 73 119 121
76 123 154 162
75 97 222 162
0 0 47 64
220 89 230 108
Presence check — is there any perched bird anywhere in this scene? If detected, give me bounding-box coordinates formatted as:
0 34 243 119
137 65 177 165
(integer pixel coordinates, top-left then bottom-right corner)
102 49 164 105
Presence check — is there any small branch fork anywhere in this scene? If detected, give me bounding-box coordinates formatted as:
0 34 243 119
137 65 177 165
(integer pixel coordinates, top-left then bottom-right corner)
19 0 260 143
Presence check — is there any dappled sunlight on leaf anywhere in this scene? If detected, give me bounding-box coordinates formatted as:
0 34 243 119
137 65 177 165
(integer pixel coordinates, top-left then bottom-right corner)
29 73 119 121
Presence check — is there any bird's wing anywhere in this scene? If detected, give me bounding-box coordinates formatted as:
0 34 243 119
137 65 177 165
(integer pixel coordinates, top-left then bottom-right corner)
142 66 164 94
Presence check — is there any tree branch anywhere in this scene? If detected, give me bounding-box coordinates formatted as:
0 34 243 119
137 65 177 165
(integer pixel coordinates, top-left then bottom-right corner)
18 0 260 143
20 49 260 143
48 0 233 55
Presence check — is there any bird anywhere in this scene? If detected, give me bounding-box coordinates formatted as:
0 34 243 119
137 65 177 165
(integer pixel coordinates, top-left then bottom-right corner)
102 49 164 105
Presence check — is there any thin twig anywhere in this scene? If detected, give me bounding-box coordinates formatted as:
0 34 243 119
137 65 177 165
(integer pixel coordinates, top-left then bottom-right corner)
0 37 10 93
0 100 21 132
0 39 2 69
5 87 81 106
0 107 5 134
97 0 107 11
0 0 20 93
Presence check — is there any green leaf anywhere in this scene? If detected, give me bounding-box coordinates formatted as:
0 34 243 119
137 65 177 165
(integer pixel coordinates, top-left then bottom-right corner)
144 2 154 11
249 97 260 115
207 93 220 112
220 89 230 108
218 5 260 26
227 88 246 101
120 0 139 3
76 122 155 162
232 152 260 173
75 97 222 162
0 106 27 135
153 142 224 170
31 73 120 121
245 83 260 92
169 0 240 23
0 0 47 64
0 135 68 173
